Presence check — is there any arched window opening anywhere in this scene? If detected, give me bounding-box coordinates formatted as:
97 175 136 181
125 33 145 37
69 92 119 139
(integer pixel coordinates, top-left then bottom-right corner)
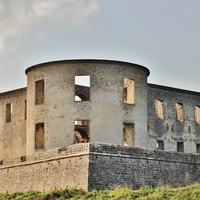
75 93 89 101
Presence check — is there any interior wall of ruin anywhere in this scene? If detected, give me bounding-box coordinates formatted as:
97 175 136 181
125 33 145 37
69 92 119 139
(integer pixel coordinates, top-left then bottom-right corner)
148 84 200 153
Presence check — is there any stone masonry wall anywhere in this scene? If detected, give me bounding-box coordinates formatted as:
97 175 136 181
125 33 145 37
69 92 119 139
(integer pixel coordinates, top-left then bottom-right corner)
88 143 200 191
0 143 89 193
0 142 199 192
148 84 200 153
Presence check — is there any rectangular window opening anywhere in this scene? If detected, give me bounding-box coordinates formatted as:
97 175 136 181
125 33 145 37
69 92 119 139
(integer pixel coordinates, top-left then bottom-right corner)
123 78 135 104
123 123 134 147
74 120 90 143
155 99 164 120
75 75 90 101
35 79 44 105
156 140 164 150
6 103 13 123
25 100 27 120
176 103 184 122
35 123 44 149
177 142 184 152
195 106 200 124
196 143 200 153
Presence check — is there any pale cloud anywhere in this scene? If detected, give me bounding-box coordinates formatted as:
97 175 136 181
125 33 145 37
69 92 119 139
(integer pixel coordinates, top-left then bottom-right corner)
0 0 99 66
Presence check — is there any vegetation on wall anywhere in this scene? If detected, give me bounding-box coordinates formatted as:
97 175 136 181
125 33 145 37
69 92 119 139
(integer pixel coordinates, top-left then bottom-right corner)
0 183 199 200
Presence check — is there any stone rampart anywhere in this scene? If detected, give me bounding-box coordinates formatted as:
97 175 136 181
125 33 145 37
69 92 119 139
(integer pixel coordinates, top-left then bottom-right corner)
0 143 90 192
88 143 200 190
0 143 199 192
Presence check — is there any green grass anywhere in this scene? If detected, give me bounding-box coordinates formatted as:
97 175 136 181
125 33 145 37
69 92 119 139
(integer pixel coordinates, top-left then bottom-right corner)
0 183 199 200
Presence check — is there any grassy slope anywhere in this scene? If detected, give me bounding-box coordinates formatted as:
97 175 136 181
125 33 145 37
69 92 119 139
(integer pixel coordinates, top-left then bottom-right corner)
0 183 199 200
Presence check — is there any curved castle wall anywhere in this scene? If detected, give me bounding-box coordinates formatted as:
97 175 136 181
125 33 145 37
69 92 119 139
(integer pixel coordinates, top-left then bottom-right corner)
25 60 149 155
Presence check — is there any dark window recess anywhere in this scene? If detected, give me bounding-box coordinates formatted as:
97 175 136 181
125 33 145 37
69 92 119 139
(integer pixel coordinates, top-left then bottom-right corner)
20 156 26 162
157 140 164 150
177 142 184 152
35 80 44 104
6 103 12 123
35 123 44 149
196 143 200 153
25 100 27 120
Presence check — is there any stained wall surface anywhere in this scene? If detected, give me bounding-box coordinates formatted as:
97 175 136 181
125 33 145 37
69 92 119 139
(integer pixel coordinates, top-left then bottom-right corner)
25 60 149 155
0 88 27 160
148 84 200 153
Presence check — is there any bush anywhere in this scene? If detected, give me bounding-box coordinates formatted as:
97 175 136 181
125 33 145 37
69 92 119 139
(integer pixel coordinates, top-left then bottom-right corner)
0 183 199 200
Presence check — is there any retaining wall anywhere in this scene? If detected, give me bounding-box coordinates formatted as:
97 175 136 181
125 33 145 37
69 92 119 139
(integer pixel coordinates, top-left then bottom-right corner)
88 143 200 190
0 144 89 192
0 143 199 192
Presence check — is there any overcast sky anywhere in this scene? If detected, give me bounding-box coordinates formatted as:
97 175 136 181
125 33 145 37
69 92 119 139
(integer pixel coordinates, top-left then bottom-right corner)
0 0 200 93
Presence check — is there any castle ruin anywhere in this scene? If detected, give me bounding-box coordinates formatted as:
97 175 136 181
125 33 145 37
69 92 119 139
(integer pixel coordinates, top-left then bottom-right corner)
0 60 199 192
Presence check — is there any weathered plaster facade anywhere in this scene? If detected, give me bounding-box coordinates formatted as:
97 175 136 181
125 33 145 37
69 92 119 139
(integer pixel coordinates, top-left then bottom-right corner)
0 59 200 192
25 60 149 155
0 88 27 160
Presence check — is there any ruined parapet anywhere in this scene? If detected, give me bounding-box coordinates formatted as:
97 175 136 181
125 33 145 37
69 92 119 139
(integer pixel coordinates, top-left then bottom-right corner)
0 143 90 168
25 60 150 155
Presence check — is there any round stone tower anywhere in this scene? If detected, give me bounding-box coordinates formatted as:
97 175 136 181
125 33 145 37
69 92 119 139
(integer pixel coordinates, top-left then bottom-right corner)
25 60 149 155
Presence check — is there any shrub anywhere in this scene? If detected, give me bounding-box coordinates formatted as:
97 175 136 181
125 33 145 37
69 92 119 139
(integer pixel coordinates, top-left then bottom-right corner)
0 183 199 200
